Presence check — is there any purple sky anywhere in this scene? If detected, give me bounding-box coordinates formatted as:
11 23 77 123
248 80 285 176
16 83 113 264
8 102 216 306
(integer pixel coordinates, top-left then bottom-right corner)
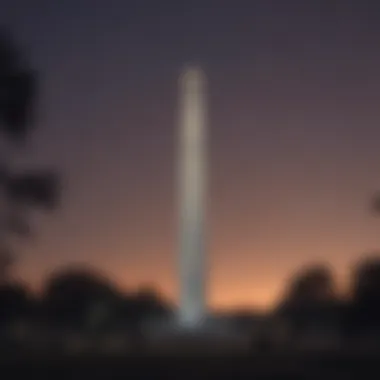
2 0 380 310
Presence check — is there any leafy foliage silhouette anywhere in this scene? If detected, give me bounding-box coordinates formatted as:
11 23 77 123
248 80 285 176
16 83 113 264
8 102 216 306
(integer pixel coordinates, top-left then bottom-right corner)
0 28 59 282
276 263 341 339
42 266 120 331
40 265 170 334
280 263 336 309
345 255 380 336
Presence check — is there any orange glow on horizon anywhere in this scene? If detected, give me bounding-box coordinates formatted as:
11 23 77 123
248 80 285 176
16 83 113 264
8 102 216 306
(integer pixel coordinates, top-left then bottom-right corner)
16 248 350 313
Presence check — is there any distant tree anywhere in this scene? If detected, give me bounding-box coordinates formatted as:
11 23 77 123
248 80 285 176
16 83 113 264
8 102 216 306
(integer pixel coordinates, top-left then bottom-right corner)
352 255 380 302
280 264 336 309
134 285 170 317
41 266 120 331
0 29 59 282
276 264 339 338
118 285 171 346
345 255 380 336
0 281 31 328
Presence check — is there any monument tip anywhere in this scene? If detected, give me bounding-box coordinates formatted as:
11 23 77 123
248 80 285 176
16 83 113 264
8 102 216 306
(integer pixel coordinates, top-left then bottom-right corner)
180 64 206 87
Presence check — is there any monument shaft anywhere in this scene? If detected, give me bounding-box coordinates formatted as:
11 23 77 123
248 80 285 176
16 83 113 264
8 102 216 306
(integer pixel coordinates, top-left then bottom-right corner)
178 66 207 328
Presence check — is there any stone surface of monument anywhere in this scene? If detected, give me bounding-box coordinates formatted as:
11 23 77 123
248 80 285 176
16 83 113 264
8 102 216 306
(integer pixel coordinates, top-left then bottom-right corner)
143 66 241 345
177 65 207 330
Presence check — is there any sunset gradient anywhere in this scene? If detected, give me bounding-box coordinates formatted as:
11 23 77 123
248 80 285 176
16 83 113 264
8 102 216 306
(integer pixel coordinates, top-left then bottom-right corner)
2 0 380 311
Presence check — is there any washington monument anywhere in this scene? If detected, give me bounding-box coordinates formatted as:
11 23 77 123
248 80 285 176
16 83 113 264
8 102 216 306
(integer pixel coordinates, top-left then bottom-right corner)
177 65 208 329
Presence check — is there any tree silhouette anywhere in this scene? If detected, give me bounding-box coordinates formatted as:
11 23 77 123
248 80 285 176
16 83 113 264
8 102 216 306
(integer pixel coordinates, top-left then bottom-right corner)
0 29 59 282
352 255 380 302
277 264 339 339
41 266 120 331
0 281 31 327
346 255 380 336
41 266 171 336
134 285 170 318
280 264 336 309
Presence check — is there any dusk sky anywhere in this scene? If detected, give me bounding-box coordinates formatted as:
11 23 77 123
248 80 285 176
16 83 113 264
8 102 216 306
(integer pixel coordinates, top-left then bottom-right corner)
2 0 380 311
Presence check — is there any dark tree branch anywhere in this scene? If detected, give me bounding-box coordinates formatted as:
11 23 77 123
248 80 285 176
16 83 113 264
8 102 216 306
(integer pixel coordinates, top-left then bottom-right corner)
0 71 38 141
5 171 59 210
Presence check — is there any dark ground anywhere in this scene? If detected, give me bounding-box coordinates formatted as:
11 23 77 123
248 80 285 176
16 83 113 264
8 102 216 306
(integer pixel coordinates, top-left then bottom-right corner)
1 352 379 379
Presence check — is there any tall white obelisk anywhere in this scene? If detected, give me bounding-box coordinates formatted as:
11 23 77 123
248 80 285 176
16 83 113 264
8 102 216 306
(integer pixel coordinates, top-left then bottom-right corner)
177 65 207 329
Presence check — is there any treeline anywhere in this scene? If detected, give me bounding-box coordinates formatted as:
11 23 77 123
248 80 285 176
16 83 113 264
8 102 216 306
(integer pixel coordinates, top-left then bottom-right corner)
0 265 171 337
2 253 380 341
273 253 380 342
